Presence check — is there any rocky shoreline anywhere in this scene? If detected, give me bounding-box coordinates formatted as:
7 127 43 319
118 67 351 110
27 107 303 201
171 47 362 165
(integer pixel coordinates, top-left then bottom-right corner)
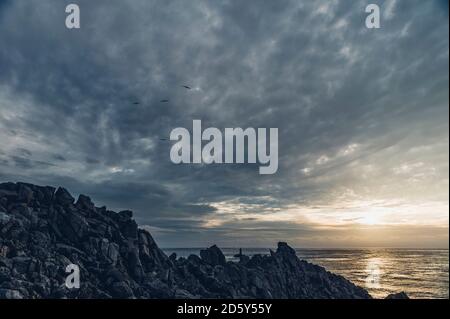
0 182 407 299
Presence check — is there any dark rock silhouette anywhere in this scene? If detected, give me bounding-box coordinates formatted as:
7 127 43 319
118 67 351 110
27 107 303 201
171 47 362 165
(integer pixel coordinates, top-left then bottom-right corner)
0 182 404 299
200 245 226 266
386 292 409 299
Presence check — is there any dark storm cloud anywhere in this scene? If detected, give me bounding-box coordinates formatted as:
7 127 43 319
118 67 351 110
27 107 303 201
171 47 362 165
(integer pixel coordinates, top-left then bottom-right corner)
52 154 66 161
9 156 55 169
16 147 32 157
0 0 448 247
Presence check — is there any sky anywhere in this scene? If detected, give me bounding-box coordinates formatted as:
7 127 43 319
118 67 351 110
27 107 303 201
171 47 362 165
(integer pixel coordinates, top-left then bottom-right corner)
0 0 448 248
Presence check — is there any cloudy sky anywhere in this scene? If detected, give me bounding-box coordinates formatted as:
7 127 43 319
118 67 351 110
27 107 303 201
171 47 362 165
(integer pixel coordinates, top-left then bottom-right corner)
0 0 448 248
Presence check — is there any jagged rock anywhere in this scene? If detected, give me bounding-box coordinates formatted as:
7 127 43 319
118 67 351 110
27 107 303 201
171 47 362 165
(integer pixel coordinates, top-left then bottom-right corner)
111 281 134 299
174 288 195 299
200 245 226 266
0 212 10 224
0 266 11 282
75 195 95 211
17 184 33 204
0 288 23 299
0 182 409 299
118 210 133 221
0 189 17 202
238 255 250 265
276 242 296 255
169 253 177 262
36 186 56 206
54 187 74 206
386 292 409 299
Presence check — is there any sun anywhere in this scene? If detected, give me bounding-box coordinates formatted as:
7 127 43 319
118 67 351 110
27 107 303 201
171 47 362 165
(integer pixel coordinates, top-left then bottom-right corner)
359 214 381 225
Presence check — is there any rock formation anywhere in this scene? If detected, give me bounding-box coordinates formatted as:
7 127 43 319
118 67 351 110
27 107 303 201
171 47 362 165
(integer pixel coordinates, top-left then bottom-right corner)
385 292 409 299
0 182 393 299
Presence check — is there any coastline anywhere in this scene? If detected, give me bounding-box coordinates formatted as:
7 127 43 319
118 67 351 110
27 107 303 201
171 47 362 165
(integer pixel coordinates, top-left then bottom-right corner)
0 182 409 299
163 247 449 299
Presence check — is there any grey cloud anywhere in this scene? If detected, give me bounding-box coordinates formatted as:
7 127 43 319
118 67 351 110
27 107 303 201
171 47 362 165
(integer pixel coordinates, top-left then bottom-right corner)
0 0 448 247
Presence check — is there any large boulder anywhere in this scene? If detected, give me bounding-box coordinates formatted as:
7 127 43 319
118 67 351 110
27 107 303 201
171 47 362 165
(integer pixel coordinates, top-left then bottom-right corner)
276 242 297 256
54 187 75 206
200 245 226 266
75 194 95 211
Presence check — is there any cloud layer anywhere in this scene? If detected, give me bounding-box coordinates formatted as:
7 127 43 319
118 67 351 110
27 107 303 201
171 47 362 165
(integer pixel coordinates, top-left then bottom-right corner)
0 0 448 247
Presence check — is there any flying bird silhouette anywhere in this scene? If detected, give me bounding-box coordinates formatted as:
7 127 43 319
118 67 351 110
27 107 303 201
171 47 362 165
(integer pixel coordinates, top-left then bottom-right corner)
182 85 191 90
160 99 169 103
132 102 140 105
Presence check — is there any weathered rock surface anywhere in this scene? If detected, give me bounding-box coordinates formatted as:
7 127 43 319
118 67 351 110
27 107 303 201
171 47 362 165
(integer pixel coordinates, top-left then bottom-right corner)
0 182 395 299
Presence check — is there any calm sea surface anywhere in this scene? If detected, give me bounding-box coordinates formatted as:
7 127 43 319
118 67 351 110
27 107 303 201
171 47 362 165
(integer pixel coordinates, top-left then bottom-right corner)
162 248 449 299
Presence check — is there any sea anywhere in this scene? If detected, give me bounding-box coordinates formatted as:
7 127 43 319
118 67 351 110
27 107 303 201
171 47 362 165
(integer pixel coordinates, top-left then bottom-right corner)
162 248 449 299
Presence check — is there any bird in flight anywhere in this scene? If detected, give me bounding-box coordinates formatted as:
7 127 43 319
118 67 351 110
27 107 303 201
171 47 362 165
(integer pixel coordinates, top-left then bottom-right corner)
160 99 169 103
132 102 140 105
159 138 169 141
182 85 191 90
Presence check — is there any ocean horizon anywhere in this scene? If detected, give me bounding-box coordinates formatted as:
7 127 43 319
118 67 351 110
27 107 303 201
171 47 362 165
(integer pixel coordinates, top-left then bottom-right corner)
162 248 449 299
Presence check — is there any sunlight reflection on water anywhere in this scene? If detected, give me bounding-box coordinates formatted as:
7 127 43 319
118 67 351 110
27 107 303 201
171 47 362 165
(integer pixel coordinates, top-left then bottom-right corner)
365 257 383 289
